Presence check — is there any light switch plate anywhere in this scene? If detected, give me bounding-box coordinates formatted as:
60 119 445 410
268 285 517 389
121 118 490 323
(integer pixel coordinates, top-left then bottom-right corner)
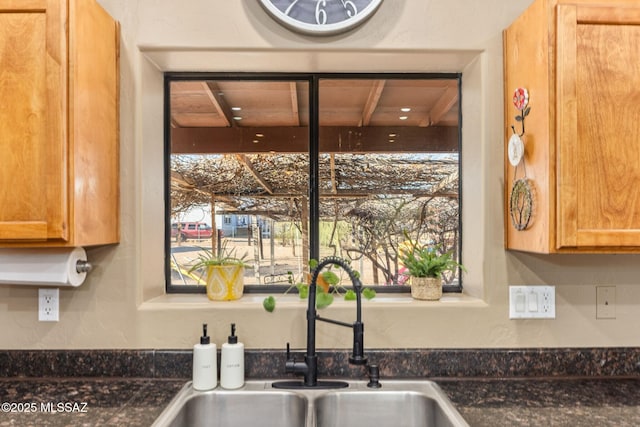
509 285 555 319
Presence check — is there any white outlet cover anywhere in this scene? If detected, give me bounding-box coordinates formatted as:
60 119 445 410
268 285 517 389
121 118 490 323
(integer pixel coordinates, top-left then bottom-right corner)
39 288 59 322
596 286 616 319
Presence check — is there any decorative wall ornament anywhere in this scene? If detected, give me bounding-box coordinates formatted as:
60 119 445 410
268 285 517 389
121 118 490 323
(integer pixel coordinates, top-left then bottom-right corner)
511 87 530 136
509 178 534 231
508 87 535 231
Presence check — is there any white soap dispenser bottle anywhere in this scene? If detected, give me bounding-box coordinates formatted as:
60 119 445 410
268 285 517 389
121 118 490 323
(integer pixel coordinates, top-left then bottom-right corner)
220 323 244 389
192 323 217 390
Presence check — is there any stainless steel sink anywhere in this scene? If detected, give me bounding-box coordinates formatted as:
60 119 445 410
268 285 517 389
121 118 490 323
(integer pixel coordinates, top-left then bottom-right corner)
152 384 308 427
153 380 468 427
315 388 464 427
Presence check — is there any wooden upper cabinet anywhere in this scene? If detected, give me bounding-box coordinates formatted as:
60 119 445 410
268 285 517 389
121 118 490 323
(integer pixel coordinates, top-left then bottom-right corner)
504 0 640 253
0 0 119 247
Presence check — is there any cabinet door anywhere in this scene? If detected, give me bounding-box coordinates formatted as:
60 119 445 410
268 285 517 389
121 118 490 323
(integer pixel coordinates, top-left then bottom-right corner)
0 0 68 242
556 5 640 248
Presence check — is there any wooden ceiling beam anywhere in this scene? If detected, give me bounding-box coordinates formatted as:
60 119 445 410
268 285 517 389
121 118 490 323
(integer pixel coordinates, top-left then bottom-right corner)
215 209 289 218
204 81 233 127
360 80 385 126
170 170 195 189
289 82 300 126
234 154 274 194
171 125 458 154
421 86 458 127
429 169 459 195
207 191 458 199
329 153 337 194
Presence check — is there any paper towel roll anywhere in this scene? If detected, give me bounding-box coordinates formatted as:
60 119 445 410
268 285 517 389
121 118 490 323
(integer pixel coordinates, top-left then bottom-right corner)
0 247 89 287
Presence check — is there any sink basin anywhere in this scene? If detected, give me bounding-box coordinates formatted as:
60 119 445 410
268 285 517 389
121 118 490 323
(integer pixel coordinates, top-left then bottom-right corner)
152 384 308 427
315 389 462 427
153 380 468 427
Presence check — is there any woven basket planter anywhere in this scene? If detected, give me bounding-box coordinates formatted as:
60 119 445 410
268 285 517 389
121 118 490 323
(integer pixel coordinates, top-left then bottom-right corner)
410 276 442 301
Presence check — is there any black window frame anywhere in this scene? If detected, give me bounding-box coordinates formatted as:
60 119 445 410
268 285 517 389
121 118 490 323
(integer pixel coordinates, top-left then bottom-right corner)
164 72 463 295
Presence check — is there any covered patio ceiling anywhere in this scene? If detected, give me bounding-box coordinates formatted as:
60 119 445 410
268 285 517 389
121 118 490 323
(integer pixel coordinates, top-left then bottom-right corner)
169 77 461 220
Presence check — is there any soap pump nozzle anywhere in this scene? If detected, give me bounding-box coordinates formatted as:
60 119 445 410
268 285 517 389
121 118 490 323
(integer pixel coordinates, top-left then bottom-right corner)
200 323 211 345
228 323 238 344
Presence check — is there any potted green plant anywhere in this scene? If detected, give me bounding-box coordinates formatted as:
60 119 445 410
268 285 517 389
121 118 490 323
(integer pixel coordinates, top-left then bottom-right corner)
189 242 248 301
262 258 376 313
398 234 465 301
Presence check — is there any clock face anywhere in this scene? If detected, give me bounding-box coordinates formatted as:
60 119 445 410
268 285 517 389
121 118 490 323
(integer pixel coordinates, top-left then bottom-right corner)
259 0 383 36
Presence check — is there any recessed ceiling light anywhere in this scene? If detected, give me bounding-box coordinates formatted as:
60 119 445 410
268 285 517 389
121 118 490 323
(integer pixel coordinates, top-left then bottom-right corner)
388 139 395 143
399 116 408 120
255 133 264 138
389 133 397 137
232 107 242 111
401 107 411 112
233 116 242 121
252 140 259 144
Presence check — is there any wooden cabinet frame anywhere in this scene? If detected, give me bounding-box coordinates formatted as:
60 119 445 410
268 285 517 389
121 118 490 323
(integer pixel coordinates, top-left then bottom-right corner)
0 0 119 247
505 0 640 253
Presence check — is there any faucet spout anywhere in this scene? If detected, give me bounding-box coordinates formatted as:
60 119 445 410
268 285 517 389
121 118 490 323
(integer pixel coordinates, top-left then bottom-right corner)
273 256 368 389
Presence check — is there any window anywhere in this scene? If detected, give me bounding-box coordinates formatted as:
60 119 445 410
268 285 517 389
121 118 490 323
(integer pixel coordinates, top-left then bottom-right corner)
165 73 462 294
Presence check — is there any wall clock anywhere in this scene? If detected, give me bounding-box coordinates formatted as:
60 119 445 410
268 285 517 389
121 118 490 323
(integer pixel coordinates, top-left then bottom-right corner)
259 0 383 36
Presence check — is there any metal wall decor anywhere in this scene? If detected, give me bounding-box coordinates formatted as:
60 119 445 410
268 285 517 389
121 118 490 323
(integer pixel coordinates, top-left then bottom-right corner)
508 87 534 231
510 178 534 231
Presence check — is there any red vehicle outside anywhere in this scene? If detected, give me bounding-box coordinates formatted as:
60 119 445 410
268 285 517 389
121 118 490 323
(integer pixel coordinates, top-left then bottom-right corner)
171 222 214 241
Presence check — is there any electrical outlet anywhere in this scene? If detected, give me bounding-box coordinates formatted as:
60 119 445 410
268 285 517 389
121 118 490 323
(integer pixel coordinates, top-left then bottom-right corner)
509 285 556 319
39 288 59 322
541 286 554 315
596 286 616 319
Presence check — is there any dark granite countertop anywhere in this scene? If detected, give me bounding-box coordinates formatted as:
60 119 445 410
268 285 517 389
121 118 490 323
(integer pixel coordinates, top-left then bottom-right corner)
438 377 640 427
0 378 185 427
2 377 640 426
2 349 640 425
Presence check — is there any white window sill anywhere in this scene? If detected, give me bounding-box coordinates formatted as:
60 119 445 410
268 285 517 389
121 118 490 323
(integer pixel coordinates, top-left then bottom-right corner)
139 292 486 311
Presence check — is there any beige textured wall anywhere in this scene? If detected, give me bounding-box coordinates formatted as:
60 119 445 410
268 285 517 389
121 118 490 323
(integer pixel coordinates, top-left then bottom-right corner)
2 0 639 350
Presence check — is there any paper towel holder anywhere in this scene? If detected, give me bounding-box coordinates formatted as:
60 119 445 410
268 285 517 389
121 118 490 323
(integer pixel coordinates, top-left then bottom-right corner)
76 260 92 274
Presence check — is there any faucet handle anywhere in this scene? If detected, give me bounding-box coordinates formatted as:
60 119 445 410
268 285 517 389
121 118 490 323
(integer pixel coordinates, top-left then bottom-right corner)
285 342 294 373
284 342 307 375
